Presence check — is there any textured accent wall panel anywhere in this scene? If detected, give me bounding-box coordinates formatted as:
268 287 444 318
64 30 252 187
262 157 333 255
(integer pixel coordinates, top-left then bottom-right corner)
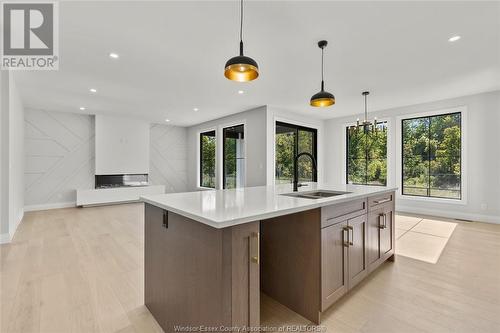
24 108 95 207
24 109 188 208
149 124 188 193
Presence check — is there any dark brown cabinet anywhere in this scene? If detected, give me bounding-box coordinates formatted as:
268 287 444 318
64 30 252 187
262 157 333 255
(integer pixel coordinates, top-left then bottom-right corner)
367 192 395 272
321 220 348 310
321 192 394 313
144 191 395 330
144 204 168 329
380 208 394 259
321 212 368 311
144 203 260 333
347 214 368 289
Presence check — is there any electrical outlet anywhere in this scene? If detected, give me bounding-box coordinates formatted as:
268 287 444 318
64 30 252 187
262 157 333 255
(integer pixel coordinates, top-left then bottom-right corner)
481 203 488 210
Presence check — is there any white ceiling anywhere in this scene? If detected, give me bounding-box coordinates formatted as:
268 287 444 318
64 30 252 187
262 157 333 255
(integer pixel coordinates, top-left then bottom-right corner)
14 1 500 126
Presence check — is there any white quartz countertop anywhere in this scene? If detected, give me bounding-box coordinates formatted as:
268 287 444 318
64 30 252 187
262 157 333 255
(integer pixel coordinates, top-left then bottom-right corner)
141 183 397 229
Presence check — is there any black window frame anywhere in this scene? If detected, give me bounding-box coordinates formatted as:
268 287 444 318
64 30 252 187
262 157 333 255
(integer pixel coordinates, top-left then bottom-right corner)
199 130 216 189
345 122 388 186
222 124 245 189
401 111 462 200
275 121 318 184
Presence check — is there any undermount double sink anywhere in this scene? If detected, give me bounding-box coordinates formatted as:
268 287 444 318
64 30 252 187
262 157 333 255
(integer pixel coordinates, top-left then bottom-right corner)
281 190 351 200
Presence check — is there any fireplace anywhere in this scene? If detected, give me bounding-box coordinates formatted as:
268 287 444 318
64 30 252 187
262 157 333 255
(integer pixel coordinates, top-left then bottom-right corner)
95 174 148 189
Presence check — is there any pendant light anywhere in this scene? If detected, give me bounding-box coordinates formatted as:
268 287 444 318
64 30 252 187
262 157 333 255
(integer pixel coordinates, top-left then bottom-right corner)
310 40 335 107
224 0 259 82
348 91 385 133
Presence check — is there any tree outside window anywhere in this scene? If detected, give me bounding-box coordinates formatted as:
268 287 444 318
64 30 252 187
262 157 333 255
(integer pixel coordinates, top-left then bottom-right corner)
402 112 461 199
346 122 388 186
275 122 317 184
200 130 216 188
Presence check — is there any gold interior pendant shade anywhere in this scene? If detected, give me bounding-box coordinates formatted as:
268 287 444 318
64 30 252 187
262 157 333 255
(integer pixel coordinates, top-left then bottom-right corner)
310 40 335 107
224 0 259 82
310 85 335 107
224 42 259 82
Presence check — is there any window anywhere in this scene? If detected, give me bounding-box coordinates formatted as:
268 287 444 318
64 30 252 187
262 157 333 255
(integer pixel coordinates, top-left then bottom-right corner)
275 122 317 184
223 125 245 189
200 130 216 188
346 122 388 186
402 112 461 199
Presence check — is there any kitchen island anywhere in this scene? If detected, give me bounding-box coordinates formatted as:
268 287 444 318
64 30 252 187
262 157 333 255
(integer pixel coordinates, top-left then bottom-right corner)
141 184 397 332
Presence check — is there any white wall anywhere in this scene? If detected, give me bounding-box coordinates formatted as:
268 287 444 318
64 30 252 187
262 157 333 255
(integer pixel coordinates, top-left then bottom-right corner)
95 114 150 175
24 109 95 210
0 70 9 242
24 109 188 210
150 123 188 193
324 90 500 223
0 71 25 243
186 106 268 190
8 74 25 238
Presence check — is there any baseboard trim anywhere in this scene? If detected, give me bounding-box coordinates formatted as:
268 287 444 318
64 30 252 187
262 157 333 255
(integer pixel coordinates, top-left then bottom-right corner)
24 201 76 212
0 232 11 244
396 205 500 224
1 210 24 244
9 210 24 240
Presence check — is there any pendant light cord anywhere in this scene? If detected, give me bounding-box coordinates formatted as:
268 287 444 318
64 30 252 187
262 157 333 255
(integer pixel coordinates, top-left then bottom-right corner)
364 93 367 120
321 48 324 82
320 47 325 90
239 0 244 55
240 0 243 42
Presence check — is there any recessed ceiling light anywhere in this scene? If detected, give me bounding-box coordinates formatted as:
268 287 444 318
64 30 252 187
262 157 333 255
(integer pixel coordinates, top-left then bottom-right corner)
109 52 119 59
165 119 170 122
238 90 244 94
89 88 97 93
193 108 199 112
448 35 461 42
79 107 86 111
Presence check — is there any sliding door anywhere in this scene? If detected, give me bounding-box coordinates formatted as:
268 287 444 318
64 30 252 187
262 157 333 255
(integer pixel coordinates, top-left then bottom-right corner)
223 125 245 189
275 122 317 185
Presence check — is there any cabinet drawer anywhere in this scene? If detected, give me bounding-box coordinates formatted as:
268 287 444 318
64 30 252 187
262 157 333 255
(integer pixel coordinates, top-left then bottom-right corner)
321 199 367 228
368 192 394 210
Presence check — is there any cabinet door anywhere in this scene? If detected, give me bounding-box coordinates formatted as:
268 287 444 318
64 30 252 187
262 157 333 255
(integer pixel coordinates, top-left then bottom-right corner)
321 221 348 311
380 207 394 260
347 214 368 289
144 204 168 329
228 222 260 328
367 207 383 271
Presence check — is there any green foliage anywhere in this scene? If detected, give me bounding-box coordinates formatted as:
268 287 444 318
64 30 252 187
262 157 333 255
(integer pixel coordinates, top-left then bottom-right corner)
201 134 216 188
275 127 315 183
347 123 388 186
403 113 461 199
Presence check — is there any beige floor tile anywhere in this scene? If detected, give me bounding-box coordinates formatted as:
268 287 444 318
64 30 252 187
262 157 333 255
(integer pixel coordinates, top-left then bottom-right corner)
395 215 422 230
396 231 449 264
395 228 407 239
411 219 457 238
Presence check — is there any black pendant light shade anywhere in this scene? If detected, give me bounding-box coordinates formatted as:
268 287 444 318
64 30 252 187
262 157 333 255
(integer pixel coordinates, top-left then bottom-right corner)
224 0 259 82
310 83 335 107
224 42 259 82
310 40 335 107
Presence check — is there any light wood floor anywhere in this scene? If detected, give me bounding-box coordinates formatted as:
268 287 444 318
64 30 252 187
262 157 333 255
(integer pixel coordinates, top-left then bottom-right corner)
1 204 499 333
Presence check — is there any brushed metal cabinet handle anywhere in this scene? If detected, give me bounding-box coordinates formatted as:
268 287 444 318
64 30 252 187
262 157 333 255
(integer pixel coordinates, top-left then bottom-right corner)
343 226 350 247
374 197 391 204
250 232 260 264
378 213 385 229
347 225 354 245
